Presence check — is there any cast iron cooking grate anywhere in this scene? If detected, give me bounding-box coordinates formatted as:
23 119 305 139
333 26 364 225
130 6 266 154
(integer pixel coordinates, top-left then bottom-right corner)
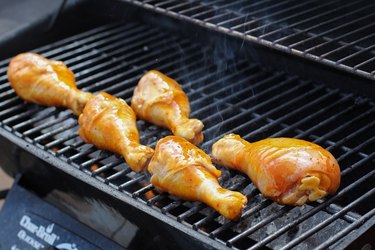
123 0 375 81
0 22 374 249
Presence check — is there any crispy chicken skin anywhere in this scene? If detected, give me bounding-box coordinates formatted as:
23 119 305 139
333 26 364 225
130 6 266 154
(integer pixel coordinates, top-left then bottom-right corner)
148 136 247 220
78 92 154 172
212 134 340 206
7 52 92 115
131 70 204 144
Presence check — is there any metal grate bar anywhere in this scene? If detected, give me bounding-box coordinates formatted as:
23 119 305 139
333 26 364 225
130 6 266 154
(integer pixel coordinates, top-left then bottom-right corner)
56 140 85 156
56 27 158 72
161 200 182 214
227 206 293 247
192 72 288 119
71 36 187 90
192 211 217 230
294 105 362 139
238 84 325 140
270 0 369 44
229 0 312 31
202 77 309 146
304 22 375 54
0 89 17 104
177 203 205 222
187 67 264 108
0 81 14 93
40 24 136 59
147 193 167 206
287 10 375 49
280 187 375 250
68 30 166 75
315 208 375 250
100 50 203 100
326 120 375 152
12 108 59 131
2 109 40 126
312 109 375 145
36 23 126 55
336 43 375 64
58 26 153 69
339 140 375 176
91 159 124 177
186 63 260 98
0 104 26 119
210 199 273 238
270 94 353 138
242 89 339 140
353 57 375 71
231 0 301 22
33 122 77 144
244 0 329 35
23 111 73 137
106 168 132 184
132 184 153 198
248 166 375 250
118 175 146 191
0 23 123 73
45 133 78 150
166 1 194 11
258 0 361 40
78 40 195 93
80 153 108 169
104 47 205 98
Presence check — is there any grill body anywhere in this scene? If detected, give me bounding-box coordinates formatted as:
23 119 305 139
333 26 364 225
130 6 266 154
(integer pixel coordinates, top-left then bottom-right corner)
0 1 374 249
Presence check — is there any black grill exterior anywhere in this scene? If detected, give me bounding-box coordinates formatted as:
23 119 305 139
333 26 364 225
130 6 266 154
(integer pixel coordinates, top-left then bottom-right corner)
0 19 374 249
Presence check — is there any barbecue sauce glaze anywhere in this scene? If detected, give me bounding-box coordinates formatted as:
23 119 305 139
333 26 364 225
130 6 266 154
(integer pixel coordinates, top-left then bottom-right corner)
212 134 340 205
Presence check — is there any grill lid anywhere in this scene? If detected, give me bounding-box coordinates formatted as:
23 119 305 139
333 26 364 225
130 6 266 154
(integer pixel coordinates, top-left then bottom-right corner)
0 22 374 249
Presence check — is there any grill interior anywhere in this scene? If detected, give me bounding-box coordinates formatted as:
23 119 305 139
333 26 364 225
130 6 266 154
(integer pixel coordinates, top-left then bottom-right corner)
0 21 375 249
125 0 375 81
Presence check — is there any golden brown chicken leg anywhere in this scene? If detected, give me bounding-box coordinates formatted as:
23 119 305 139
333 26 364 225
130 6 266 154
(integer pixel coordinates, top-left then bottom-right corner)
131 70 204 144
7 53 93 116
212 134 340 206
78 92 154 172
148 136 247 220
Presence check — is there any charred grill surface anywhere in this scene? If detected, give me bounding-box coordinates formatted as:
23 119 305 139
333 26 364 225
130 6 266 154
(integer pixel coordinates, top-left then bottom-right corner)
0 22 374 249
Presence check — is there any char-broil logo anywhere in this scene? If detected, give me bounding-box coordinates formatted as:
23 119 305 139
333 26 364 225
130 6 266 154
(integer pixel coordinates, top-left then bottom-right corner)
15 215 80 250
20 215 59 245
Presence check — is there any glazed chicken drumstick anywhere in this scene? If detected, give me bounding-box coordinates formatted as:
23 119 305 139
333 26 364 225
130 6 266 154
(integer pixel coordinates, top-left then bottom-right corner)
131 70 204 145
148 136 247 220
7 53 93 116
212 134 340 206
79 92 154 172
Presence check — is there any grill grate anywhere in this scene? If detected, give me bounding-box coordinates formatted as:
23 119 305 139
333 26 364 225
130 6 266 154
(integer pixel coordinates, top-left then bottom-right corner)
0 21 375 249
122 0 375 81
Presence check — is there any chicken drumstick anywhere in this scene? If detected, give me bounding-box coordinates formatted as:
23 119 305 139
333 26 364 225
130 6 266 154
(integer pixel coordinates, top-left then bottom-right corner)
212 134 340 206
131 70 204 144
148 136 247 220
79 92 154 172
7 53 92 116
